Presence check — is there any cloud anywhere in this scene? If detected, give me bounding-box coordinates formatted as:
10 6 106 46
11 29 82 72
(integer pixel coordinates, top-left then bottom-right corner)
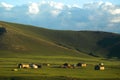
51 10 61 16
0 2 14 10
28 2 39 15
0 1 120 33
49 1 64 10
110 9 120 15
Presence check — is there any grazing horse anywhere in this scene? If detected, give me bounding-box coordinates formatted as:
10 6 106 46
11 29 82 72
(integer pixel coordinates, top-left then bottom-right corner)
18 63 30 68
30 64 38 69
62 63 73 68
94 64 105 70
77 63 86 67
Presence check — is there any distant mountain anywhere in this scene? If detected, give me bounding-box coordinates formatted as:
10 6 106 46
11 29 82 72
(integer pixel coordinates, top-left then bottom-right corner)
0 21 120 59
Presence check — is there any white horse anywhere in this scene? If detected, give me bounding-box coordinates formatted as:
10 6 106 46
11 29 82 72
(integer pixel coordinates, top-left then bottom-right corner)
31 64 38 69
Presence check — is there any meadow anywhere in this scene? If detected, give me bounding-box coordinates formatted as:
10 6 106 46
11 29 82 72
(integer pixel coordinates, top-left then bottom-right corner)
0 56 119 80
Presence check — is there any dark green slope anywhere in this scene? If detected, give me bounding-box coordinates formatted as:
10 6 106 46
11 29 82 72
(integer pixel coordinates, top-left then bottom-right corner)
0 21 120 58
34 30 120 58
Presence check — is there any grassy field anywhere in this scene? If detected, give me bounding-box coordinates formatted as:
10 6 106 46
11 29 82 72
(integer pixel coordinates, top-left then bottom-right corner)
0 56 120 80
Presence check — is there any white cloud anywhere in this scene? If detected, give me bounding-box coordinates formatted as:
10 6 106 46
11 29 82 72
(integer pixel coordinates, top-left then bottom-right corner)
109 9 120 15
0 2 14 10
97 1 104 6
28 2 39 15
49 1 64 10
51 10 61 16
72 4 81 8
104 2 113 6
66 4 81 8
41 1 65 16
98 2 120 15
100 2 120 15
41 1 47 5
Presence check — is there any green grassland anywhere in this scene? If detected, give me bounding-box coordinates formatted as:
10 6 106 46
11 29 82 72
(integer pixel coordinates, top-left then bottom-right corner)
0 56 120 80
0 21 120 80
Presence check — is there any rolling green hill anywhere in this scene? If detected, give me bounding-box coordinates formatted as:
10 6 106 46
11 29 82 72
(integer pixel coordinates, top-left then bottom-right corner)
0 21 120 59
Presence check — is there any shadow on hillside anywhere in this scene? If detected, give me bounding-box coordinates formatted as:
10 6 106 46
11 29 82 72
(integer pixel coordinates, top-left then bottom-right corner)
0 27 6 35
97 36 120 59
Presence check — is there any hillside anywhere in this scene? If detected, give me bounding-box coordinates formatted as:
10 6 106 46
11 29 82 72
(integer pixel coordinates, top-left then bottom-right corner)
0 21 120 58
0 21 91 58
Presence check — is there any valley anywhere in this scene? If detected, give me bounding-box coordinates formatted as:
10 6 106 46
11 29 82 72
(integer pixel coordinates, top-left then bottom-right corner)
0 21 120 80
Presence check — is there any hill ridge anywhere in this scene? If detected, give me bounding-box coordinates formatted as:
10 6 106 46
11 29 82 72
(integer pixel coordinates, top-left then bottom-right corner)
0 21 120 59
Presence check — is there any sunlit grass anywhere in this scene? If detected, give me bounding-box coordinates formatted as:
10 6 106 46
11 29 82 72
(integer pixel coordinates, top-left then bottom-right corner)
0 56 120 80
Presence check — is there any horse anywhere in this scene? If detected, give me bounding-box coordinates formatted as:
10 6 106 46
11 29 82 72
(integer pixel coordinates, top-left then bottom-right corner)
18 63 30 68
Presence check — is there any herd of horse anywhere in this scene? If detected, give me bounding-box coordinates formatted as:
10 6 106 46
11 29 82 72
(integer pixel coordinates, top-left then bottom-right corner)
17 63 104 70
17 63 86 69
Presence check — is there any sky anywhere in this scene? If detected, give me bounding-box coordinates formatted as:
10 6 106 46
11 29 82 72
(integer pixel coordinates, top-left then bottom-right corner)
0 0 119 6
0 0 120 33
